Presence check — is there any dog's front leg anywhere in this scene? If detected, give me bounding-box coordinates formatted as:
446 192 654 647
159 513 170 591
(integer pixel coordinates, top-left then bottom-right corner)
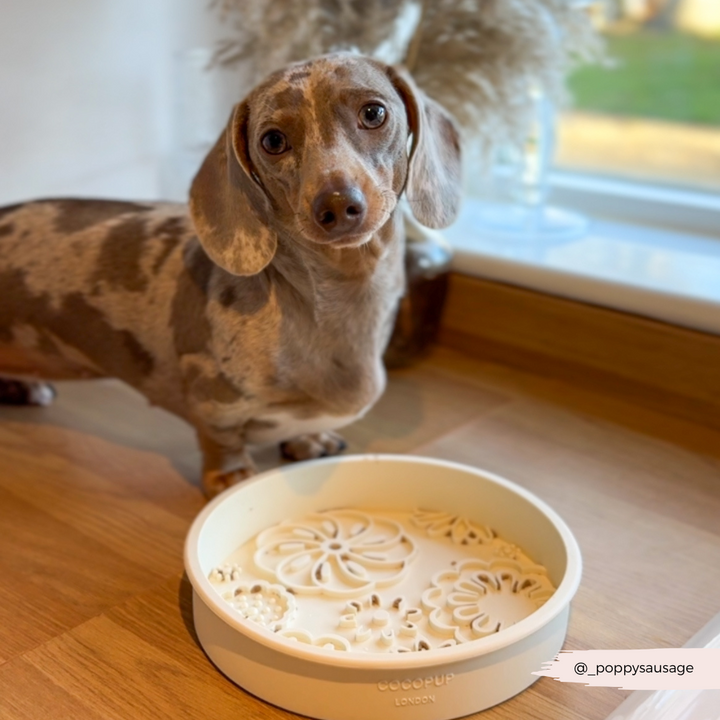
197 427 257 498
0 378 56 406
280 432 348 462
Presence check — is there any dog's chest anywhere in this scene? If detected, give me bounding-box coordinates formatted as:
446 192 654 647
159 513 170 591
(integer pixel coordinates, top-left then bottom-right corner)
198 340 385 445
196 238 400 444
229 353 382 444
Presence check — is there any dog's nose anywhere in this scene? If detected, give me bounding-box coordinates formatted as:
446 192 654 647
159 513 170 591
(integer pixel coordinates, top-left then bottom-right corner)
312 185 367 236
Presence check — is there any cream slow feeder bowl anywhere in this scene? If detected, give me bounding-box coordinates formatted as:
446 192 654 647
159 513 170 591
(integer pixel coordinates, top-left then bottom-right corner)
184 454 582 720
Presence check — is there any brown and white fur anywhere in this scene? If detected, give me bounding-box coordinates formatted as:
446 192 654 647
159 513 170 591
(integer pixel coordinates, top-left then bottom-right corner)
0 53 462 497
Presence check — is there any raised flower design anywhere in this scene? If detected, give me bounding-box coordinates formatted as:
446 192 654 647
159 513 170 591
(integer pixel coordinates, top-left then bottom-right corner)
208 563 242 583
490 539 523 561
254 509 417 597
227 580 297 632
335 593 433 653
411 509 495 545
422 559 555 643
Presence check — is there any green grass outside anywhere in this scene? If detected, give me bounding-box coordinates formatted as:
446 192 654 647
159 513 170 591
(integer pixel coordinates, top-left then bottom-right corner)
567 30 720 126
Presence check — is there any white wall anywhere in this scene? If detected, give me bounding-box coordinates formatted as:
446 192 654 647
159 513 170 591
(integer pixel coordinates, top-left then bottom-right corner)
0 0 244 205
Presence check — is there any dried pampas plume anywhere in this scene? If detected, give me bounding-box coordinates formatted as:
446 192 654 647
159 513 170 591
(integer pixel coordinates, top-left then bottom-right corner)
211 0 602 152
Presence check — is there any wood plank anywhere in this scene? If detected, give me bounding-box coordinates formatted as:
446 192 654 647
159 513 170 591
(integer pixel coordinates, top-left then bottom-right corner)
23 614 291 720
423 345 720 462
103 575 203 668
0 378 205 518
342 362 510 453
0 486 160 663
487 682 625 720
0 658 109 720
0 422 193 575
439 273 720 429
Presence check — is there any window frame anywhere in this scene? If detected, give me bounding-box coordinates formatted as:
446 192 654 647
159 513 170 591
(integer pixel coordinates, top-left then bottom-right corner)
549 170 720 239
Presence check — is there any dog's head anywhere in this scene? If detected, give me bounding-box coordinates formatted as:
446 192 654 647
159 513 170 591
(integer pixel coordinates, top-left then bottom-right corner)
189 53 462 276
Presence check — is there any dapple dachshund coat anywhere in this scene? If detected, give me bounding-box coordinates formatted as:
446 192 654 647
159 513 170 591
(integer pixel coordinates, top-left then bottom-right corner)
0 53 462 496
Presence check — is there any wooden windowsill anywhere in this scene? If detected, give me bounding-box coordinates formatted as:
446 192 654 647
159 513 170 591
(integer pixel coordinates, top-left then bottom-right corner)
439 272 720 432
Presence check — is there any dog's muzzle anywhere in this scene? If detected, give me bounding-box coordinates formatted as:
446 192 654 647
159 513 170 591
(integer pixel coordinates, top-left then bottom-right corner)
312 184 367 239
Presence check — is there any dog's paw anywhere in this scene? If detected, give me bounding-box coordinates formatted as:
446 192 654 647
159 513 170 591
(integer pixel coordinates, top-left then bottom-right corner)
202 466 255 499
280 432 348 462
0 379 56 406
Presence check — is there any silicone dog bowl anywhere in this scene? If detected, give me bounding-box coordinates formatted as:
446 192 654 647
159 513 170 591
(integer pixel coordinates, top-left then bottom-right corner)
184 454 582 720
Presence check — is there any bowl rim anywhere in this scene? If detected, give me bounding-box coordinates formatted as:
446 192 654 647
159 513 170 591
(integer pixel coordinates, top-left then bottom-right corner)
184 453 582 671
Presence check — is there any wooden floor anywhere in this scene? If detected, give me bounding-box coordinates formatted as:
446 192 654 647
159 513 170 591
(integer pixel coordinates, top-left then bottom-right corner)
1 344 720 720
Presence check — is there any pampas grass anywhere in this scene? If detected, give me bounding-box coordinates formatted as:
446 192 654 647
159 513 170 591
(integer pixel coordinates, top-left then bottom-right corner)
211 0 603 151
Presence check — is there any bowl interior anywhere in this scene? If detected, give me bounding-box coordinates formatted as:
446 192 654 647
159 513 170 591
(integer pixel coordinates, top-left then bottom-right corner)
194 455 570 584
186 454 580 665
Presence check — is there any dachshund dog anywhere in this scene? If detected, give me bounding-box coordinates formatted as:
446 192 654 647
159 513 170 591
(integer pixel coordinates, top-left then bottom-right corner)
0 53 462 497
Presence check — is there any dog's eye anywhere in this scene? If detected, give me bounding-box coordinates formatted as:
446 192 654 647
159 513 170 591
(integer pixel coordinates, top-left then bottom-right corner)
359 104 386 129
261 130 289 155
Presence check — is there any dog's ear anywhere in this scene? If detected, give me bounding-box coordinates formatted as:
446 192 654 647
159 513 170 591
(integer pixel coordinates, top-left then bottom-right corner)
388 66 462 229
189 101 277 276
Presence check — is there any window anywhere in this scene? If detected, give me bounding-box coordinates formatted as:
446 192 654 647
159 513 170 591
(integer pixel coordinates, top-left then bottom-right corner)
557 2 720 192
